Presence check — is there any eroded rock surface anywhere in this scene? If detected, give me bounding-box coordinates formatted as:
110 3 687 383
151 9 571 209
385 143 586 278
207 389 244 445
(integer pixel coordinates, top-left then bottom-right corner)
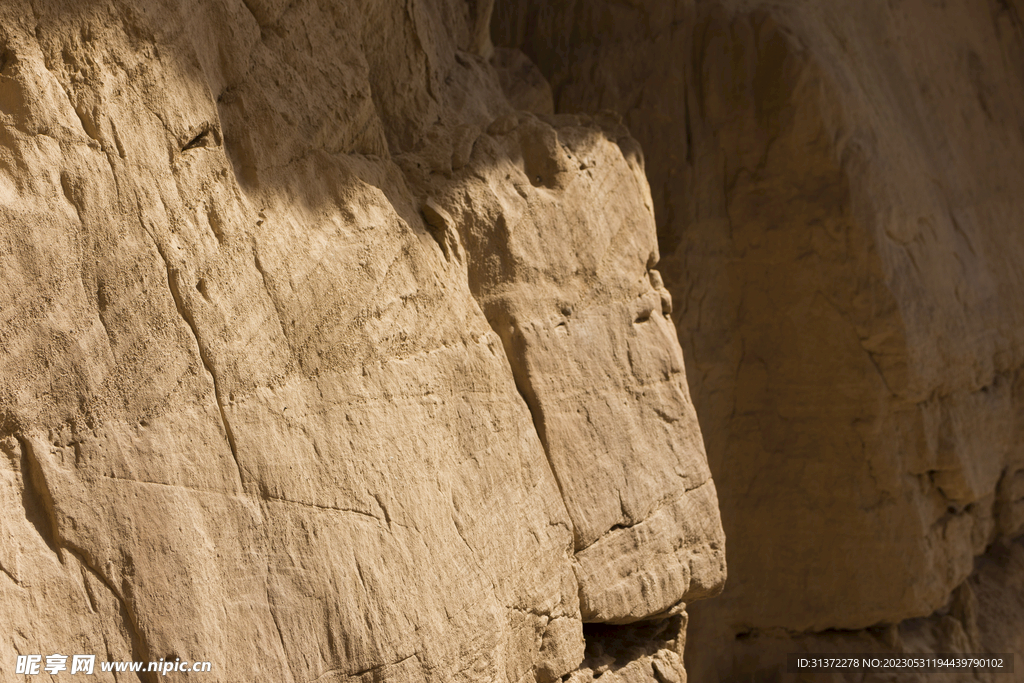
495 0 1024 679
0 0 722 681
419 111 724 627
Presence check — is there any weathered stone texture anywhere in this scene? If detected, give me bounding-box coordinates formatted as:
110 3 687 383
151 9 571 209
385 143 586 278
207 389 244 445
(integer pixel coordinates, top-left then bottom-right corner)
0 0 722 681
495 0 1024 678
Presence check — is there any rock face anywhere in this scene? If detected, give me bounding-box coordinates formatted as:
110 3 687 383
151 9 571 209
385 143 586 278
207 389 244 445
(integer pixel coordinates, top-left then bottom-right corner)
0 0 723 681
495 0 1024 678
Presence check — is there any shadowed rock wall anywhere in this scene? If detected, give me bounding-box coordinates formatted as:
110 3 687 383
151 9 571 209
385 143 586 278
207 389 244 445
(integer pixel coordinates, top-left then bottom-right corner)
493 0 1024 679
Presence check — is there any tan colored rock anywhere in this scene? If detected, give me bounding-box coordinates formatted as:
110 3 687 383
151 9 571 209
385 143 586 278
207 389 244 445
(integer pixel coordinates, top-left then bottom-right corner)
0 0 722 680
496 0 1024 677
419 112 725 627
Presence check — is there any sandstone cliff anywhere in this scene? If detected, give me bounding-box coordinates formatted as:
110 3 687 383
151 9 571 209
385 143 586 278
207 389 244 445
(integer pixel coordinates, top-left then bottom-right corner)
0 0 725 681
6 0 1024 680
495 0 1024 679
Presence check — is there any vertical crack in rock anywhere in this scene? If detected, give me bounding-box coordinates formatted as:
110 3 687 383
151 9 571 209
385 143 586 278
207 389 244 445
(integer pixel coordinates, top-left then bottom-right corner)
0 435 22 586
16 435 61 557
64 546 154 683
17 436 153 682
238 0 261 26
0 562 20 587
264 582 295 683
251 246 290 343
152 243 244 492
493 331 576 544
424 107 726 676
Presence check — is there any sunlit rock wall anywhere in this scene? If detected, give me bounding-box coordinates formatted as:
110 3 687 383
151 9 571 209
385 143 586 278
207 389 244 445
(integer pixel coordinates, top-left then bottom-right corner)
0 0 723 681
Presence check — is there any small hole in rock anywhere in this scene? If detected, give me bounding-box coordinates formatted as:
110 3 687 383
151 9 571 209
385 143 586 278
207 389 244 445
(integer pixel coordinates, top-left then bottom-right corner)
184 132 208 150
196 278 212 302
182 125 219 152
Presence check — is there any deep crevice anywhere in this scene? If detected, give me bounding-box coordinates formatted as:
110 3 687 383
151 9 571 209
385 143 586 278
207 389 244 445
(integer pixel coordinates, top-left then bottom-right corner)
575 617 687 682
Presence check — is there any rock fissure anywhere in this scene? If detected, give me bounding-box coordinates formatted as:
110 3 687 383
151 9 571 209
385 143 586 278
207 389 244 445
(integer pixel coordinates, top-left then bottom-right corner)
16 435 61 556
586 478 714 550
94 473 234 497
264 584 295 683
63 544 152 683
261 494 400 527
319 652 422 683
251 245 291 343
0 561 20 587
148 236 245 493
14 434 153 680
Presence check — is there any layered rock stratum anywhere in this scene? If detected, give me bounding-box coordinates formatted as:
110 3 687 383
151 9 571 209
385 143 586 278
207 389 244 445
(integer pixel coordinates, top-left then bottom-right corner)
495 0 1024 680
0 0 725 681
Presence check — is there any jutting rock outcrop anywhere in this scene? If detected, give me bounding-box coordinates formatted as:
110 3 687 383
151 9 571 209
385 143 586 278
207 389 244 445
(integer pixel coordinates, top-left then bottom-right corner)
0 0 723 681
495 0 1024 679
